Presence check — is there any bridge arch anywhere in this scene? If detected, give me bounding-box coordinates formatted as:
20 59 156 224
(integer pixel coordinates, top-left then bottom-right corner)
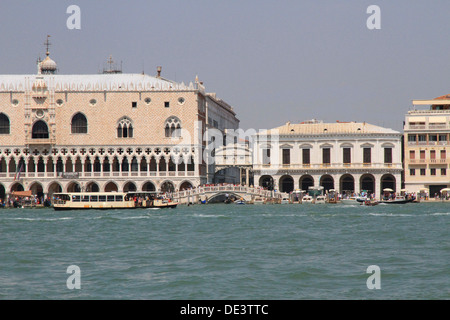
205 191 245 203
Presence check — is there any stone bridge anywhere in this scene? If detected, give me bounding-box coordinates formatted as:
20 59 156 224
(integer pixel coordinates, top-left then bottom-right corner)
172 185 286 204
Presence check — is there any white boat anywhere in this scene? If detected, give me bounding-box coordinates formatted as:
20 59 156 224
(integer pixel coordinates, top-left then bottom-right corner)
52 191 177 210
302 195 313 203
234 199 246 205
340 196 366 205
315 195 326 204
280 197 290 204
253 196 265 205
340 197 359 205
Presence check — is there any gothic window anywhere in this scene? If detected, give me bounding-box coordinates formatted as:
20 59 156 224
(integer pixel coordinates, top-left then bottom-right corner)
71 113 88 134
32 120 49 139
164 116 181 138
117 117 133 138
0 113 10 134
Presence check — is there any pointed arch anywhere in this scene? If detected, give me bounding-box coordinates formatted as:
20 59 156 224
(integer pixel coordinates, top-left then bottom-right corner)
164 116 182 137
117 117 133 138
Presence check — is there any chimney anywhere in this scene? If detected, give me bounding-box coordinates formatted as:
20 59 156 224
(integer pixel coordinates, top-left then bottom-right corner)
156 66 162 78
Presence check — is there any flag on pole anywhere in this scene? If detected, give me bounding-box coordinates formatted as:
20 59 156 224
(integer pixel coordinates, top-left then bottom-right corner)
14 162 24 181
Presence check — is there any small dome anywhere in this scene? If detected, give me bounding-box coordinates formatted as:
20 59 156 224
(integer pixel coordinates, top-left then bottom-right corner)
40 54 57 74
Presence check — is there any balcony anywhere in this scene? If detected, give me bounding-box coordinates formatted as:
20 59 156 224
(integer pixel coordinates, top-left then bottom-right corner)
428 124 447 130
408 125 426 130
252 162 401 171
25 137 56 145
430 159 447 164
409 159 426 164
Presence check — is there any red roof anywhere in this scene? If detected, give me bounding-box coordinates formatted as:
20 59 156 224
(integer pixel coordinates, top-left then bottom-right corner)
434 94 450 100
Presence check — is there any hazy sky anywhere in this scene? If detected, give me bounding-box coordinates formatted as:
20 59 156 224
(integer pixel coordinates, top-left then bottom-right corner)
1 0 449 132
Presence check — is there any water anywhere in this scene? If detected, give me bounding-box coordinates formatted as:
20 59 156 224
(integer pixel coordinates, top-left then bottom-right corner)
0 202 448 300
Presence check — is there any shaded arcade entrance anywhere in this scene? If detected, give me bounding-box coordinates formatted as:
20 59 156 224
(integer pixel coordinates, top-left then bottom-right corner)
339 174 355 194
360 174 375 194
380 174 396 194
320 175 334 193
279 175 294 193
259 175 274 190
299 175 314 191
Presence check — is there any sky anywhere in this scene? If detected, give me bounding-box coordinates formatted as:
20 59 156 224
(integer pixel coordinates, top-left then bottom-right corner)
1 0 450 132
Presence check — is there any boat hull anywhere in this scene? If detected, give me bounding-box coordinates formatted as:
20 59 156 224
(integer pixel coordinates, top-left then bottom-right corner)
380 199 412 204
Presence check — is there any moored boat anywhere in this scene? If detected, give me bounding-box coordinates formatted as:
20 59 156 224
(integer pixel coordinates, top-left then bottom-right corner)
253 196 265 204
52 191 177 210
379 197 413 204
152 197 178 208
315 195 326 204
361 199 379 206
340 197 359 205
280 197 290 204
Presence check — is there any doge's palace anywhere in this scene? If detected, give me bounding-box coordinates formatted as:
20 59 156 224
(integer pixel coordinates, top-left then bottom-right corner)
0 42 240 201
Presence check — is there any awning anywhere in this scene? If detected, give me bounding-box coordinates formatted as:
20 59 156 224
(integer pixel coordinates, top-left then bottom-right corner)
429 116 447 123
11 190 32 197
408 117 426 122
383 188 394 192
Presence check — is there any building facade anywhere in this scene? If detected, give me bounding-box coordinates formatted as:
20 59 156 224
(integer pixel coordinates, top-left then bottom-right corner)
0 49 239 200
403 95 450 196
252 120 402 197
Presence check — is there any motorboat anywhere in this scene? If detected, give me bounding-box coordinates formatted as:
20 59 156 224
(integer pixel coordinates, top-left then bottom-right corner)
379 197 413 204
234 199 246 205
280 197 290 204
340 196 366 205
253 196 265 205
361 199 379 206
315 195 326 204
340 197 359 205
152 198 178 208
302 195 313 204
326 189 338 203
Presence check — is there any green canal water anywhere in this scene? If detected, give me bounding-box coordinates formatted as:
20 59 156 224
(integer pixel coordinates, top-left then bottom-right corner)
0 202 448 299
